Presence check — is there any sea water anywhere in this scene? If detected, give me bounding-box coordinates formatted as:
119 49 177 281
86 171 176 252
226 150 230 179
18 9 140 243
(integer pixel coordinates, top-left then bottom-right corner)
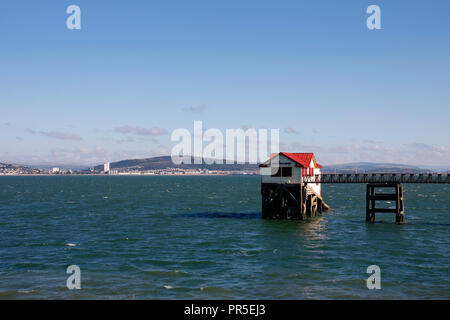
0 176 448 299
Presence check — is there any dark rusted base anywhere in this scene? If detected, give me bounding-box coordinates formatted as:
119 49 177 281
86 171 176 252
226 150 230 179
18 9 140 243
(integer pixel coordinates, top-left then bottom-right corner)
261 183 330 220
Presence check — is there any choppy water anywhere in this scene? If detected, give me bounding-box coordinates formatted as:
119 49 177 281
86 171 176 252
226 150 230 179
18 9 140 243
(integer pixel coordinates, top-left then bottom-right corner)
0 176 448 299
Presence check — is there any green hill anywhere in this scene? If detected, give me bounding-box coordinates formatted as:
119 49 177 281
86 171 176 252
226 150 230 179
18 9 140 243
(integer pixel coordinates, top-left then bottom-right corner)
93 156 259 172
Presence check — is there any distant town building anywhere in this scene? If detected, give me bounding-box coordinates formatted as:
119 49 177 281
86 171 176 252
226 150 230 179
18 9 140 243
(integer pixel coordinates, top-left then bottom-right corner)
104 162 110 173
52 168 60 173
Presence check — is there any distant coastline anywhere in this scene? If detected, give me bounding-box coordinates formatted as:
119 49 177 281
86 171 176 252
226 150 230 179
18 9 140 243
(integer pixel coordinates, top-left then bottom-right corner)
2 155 448 176
0 173 258 177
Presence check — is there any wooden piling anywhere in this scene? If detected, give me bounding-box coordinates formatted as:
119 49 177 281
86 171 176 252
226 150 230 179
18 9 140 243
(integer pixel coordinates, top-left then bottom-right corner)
261 183 329 220
366 183 405 223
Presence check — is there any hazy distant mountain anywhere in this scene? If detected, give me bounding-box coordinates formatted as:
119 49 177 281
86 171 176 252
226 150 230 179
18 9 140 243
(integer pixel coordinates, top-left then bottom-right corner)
0 162 41 174
1 163 31 170
322 162 431 173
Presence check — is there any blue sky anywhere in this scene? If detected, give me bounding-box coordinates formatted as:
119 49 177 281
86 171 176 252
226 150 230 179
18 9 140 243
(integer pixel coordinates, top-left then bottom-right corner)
1 0 449 168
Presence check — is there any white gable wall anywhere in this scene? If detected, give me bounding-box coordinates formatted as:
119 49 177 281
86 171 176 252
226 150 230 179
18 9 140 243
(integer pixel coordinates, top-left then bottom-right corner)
308 158 321 196
261 154 302 184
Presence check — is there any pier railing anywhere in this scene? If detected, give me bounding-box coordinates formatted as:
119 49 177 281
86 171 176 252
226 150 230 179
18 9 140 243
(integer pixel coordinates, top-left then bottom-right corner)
303 173 450 184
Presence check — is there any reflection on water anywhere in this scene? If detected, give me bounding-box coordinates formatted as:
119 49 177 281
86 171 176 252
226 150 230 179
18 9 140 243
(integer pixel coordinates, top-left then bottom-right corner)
299 217 328 244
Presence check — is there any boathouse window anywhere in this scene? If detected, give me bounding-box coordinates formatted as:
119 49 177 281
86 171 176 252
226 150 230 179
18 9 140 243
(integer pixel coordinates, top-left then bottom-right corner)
281 167 292 177
271 168 281 177
271 167 292 177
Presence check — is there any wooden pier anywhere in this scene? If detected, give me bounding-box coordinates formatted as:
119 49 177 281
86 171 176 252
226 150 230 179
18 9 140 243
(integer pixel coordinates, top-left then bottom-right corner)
260 152 449 223
302 174 448 223
303 173 450 184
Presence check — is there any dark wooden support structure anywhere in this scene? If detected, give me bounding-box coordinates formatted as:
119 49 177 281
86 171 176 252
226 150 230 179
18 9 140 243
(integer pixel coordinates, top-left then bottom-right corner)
261 183 330 220
366 183 404 223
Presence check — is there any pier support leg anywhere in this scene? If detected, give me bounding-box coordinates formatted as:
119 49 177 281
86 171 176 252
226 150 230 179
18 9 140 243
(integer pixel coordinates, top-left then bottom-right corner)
366 183 405 223
366 184 376 222
307 195 318 218
395 183 405 224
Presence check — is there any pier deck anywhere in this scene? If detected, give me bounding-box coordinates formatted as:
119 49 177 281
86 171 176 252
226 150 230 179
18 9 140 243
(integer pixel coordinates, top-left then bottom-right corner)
303 173 450 184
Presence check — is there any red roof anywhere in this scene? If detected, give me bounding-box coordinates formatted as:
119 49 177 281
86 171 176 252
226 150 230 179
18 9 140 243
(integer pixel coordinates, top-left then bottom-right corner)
271 152 322 168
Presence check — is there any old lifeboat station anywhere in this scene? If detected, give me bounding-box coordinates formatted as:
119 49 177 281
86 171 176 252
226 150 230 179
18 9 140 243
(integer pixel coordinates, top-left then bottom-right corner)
259 152 330 219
